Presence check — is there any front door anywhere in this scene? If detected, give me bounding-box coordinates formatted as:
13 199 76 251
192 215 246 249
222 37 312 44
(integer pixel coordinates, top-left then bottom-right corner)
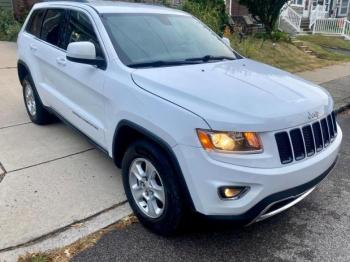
56 8 107 147
303 0 311 17
310 0 318 13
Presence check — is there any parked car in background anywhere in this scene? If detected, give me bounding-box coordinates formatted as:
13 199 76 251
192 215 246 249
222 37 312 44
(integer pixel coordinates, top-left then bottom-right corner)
17 1 342 235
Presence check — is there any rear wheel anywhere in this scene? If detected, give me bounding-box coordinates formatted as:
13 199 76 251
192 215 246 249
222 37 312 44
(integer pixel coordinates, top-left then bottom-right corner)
122 140 185 236
22 75 53 125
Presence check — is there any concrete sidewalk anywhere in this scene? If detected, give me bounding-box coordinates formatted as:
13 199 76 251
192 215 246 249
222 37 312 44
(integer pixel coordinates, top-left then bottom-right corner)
0 41 349 261
296 62 350 111
0 42 131 261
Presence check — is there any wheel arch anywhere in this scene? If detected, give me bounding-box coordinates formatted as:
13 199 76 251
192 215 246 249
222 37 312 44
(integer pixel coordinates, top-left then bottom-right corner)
17 60 31 83
113 120 195 210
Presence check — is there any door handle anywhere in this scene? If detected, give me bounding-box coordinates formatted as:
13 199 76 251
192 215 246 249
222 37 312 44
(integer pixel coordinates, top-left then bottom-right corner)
56 57 67 67
30 44 37 51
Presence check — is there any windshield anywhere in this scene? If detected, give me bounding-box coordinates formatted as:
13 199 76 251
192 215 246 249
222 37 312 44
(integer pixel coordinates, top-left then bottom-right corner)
102 13 239 68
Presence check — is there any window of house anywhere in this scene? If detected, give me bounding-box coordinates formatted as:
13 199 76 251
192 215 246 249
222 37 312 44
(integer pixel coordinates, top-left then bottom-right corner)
291 0 304 6
26 9 46 38
41 9 66 48
339 0 349 15
63 10 103 57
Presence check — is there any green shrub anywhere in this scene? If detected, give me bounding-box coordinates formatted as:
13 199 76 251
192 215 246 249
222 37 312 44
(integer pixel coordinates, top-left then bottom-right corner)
0 8 22 41
181 0 228 36
255 30 290 42
270 31 290 42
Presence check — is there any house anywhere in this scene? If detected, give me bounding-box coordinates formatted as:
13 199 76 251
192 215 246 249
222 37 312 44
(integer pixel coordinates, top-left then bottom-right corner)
226 0 249 16
0 0 13 10
10 0 37 19
225 0 265 33
228 0 349 37
227 0 349 19
289 0 350 19
279 0 350 36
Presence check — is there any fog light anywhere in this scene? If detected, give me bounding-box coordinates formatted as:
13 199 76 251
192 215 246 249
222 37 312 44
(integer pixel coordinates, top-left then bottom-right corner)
218 186 248 199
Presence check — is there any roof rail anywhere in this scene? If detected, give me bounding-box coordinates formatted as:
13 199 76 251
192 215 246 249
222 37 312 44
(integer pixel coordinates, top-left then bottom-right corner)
42 0 91 2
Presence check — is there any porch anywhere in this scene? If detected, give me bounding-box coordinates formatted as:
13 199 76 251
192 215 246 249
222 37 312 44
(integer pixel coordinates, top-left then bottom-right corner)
279 0 350 39
289 0 349 19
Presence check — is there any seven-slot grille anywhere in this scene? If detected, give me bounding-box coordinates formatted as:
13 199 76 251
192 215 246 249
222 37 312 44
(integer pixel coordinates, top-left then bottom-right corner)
275 112 337 164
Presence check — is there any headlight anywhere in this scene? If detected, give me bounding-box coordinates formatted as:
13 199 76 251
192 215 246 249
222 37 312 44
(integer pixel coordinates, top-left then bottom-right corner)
196 129 263 153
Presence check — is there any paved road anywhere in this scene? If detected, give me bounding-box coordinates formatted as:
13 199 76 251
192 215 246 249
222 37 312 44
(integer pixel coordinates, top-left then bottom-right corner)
321 75 350 111
73 113 350 262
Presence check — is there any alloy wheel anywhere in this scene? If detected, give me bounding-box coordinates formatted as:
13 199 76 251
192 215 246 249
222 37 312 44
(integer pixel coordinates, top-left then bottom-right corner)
129 158 166 218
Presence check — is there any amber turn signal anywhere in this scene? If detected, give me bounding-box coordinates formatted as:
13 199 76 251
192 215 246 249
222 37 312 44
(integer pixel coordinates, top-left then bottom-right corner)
196 129 214 150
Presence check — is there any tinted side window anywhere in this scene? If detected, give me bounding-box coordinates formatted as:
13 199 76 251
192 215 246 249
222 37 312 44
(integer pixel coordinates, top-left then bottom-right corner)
26 9 45 37
64 10 103 57
41 9 66 48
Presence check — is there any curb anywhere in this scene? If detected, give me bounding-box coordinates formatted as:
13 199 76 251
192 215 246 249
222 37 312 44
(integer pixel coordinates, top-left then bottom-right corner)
0 203 131 262
335 103 350 115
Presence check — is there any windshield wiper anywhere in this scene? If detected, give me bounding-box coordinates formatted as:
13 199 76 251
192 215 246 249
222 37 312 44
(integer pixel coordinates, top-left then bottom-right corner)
128 60 201 68
186 55 235 62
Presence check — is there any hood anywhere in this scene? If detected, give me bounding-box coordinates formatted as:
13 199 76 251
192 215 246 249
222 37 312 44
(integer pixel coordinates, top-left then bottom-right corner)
131 59 333 132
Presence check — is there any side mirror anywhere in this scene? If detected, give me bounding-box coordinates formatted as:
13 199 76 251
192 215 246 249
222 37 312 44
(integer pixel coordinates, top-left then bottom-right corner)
66 41 106 69
222 37 230 47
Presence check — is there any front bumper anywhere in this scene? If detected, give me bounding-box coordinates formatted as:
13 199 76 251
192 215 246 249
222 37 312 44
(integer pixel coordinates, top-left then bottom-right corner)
212 158 336 225
173 126 342 224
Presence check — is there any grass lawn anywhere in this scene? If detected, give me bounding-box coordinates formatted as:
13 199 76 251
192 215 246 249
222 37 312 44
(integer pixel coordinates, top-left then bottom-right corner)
297 35 350 62
298 35 350 50
227 34 350 73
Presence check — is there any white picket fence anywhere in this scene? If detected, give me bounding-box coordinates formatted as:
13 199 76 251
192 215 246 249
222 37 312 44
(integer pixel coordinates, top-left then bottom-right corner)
309 5 327 29
313 18 350 39
344 20 350 40
279 3 350 40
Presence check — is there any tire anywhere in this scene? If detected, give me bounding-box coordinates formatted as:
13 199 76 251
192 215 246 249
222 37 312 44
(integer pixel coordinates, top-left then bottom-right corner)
122 139 185 236
22 75 53 125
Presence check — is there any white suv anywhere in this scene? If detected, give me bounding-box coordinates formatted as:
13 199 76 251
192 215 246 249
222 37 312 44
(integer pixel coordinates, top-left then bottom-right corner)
17 0 342 235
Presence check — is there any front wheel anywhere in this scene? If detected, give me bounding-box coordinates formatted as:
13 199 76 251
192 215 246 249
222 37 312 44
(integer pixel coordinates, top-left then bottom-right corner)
122 140 185 236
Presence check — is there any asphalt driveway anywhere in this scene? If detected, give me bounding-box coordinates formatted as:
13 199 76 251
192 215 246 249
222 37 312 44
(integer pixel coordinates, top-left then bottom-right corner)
73 112 350 262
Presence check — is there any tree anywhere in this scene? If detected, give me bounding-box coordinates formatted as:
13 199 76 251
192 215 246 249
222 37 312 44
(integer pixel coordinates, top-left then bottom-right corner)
182 0 229 36
238 0 288 34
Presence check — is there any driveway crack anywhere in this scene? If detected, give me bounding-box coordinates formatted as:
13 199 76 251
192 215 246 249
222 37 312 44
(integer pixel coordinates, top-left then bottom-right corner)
0 122 32 130
0 66 17 70
6 148 95 174
0 162 7 183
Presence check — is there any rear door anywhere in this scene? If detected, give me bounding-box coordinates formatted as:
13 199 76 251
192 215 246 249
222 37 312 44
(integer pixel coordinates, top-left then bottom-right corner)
19 9 47 101
33 8 68 109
